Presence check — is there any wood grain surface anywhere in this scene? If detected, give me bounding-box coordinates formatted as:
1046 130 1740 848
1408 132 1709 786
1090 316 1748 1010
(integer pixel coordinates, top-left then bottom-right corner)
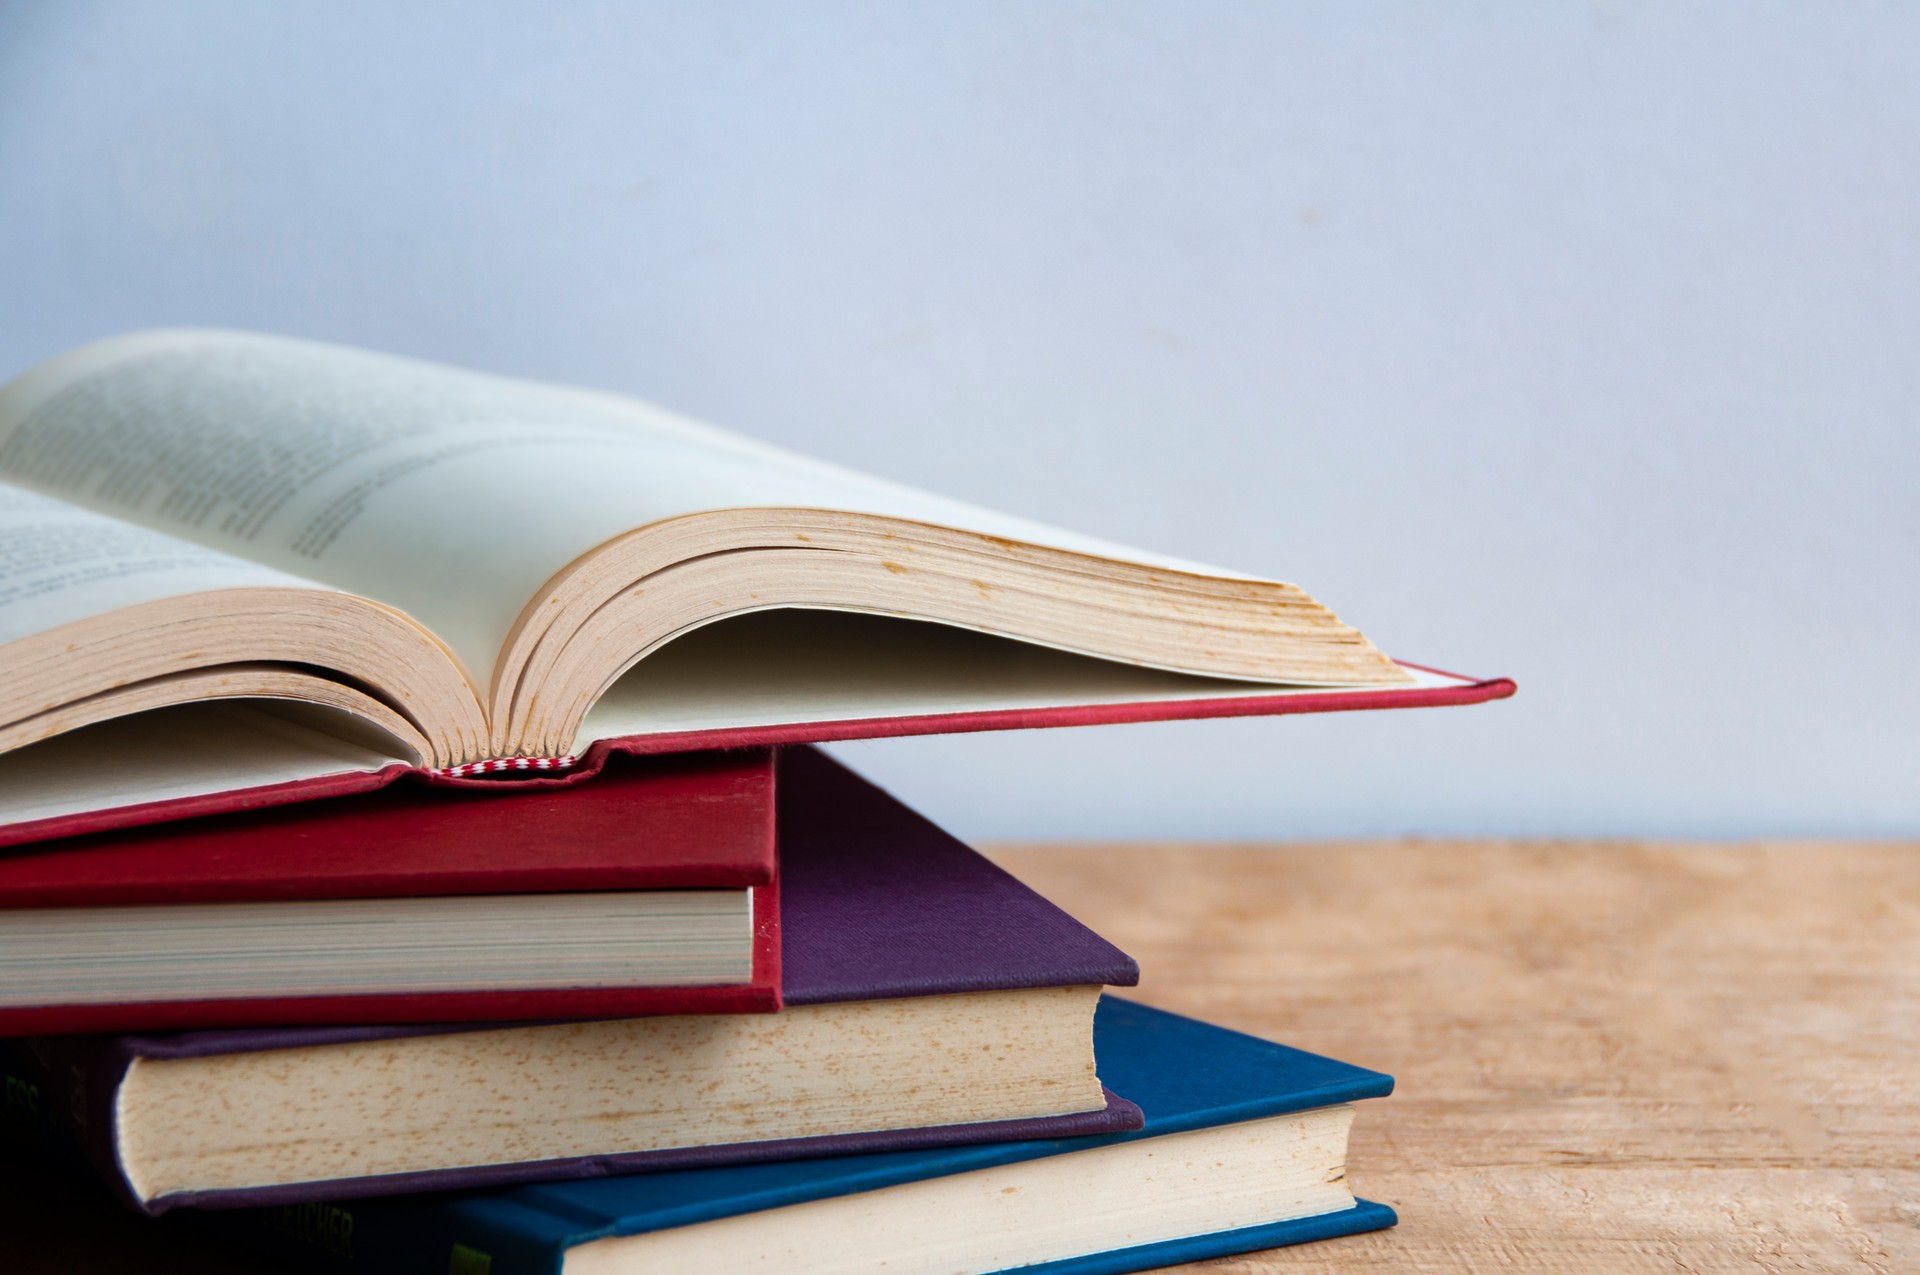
987 841 1920 1274
2 841 1913 1272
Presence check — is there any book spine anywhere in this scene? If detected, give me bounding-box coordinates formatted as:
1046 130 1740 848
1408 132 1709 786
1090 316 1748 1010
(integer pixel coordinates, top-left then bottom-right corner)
185 1196 564 1275
1 1041 89 1180
0 1037 141 1211
3 1041 562 1272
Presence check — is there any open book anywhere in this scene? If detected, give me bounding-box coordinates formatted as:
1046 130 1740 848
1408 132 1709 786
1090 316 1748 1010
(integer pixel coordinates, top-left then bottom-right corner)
0 331 1504 840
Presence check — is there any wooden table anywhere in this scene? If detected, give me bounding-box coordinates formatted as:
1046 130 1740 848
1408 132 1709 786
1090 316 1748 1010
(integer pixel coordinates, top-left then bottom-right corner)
4 841 1914 1272
989 841 1920 1273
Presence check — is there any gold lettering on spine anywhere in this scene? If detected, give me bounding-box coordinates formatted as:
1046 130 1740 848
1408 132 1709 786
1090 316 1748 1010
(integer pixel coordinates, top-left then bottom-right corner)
261 1201 357 1259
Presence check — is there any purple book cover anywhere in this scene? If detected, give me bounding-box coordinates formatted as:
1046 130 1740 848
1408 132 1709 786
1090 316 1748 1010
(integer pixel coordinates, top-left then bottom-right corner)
1 747 1141 1215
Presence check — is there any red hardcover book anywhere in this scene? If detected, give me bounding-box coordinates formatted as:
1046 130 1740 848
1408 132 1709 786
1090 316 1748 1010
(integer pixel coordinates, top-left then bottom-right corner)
0 750 779 1036
0 655 1513 848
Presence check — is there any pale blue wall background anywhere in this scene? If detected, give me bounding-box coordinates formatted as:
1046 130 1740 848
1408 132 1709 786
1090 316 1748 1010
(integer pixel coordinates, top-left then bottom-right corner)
1 2 1915 839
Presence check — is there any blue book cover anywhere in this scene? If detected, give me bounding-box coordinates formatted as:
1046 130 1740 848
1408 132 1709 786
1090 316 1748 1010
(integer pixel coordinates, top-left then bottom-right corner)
192 997 1396 1274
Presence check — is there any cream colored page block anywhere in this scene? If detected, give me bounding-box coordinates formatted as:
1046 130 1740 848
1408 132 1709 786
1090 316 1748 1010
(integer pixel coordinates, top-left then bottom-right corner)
0 891 752 1005
567 1107 1357 1275
0 667 434 764
578 609 1454 748
0 484 319 646
0 331 1261 683
0 703 407 830
118 987 1103 1199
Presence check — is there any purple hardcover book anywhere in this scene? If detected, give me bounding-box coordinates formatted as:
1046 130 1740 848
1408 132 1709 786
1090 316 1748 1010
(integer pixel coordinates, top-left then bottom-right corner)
1 747 1141 1215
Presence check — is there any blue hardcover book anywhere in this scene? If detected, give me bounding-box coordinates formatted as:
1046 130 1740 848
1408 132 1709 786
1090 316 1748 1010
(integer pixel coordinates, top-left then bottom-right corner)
193 998 1397 1274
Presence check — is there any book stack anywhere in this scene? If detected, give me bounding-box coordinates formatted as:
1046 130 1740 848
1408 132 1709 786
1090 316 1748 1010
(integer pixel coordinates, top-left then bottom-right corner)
0 332 1511 1273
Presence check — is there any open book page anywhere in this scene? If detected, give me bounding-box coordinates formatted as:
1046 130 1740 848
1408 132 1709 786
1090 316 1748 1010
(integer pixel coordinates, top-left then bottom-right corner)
0 483 324 648
0 331 1260 688
584 610 1455 743
0 703 406 833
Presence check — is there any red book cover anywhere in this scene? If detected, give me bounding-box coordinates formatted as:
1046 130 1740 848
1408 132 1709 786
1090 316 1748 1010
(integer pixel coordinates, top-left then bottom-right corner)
0 750 780 1036
0 660 1515 848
